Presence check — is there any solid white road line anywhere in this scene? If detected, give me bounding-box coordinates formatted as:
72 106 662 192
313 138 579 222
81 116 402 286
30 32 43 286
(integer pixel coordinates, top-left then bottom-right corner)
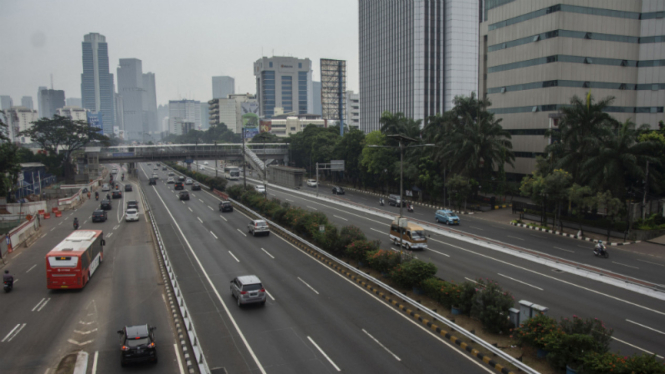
91 351 99 374
2 324 21 342
498 273 543 291
362 329 401 361
32 298 46 312
637 259 664 267
228 251 240 262
507 235 525 241
37 298 50 312
237 229 247 237
612 261 639 269
150 185 266 373
26 264 37 273
174 344 185 374
470 226 484 231
2 323 26 342
265 289 275 301
612 336 664 359
286 199 294 202
188 207 193 212
307 336 341 372
333 215 348 221
626 319 665 335
219 215 227 221
261 247 275 259
107 233 113 238
298 277 319 295
307 206 318 210
465 277 478 284
72 351 88 374
210 231 218 239
554 246 575 253
370 228 388 235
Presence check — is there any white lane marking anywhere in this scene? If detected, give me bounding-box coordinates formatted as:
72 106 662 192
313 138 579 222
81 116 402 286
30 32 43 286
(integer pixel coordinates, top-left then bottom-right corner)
307 336 341 372
174 344 185 374
78 321 94 325
333 215 348 221
83 220 88 225
208 205 214 210
151 184 266 372
181 201 185 204
67 339 93 346
637 259 664 267
26 264 37 273
612 336 664 359
32 298 46 311
107 233 113 238
74 328 98 335
298 277 319 295
197 217 203 223
219 215 227 221
370 228 388 235
5 323 26 342
2 324 22 342
188 207 193 212
228 251 240 262
626 319 665 335
362 329 401 361
264 289 275 301
261 247 275 259
498 273 543 291
37 298 51 312
59 222 63 226
113 225 119 230
612 261 639 269
465 277 478 284
51 228 55 231
210 231 218 239
237 229 247 237
307 206 318 210
470 226 484 231
91 351 99 374
72 350 88 374
286 199 294 202
199 199 204 203
507 235 525 241
554 246 575 253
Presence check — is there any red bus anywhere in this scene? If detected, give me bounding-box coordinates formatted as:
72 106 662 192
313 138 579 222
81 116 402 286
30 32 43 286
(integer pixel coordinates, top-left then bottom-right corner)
46 230 105 289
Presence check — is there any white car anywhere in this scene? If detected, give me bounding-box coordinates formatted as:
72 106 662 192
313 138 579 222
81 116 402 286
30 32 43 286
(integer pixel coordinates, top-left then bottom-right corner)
199 165 205 170
167 177 175 184
102 183 111 191
185 178 193 185
204 161 209 165
306 179 317 187
111 169 118 174
125 209 139 222
255 185 266 193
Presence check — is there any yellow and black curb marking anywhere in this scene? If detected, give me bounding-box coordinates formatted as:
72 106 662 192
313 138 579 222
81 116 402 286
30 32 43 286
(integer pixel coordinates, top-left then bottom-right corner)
234 203 518 374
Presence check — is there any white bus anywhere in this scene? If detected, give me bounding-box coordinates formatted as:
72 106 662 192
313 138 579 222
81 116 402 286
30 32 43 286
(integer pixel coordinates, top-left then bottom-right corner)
225 167 240 181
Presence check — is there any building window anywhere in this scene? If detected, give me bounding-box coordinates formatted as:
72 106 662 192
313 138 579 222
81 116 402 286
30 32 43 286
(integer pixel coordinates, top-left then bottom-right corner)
269 62 273 68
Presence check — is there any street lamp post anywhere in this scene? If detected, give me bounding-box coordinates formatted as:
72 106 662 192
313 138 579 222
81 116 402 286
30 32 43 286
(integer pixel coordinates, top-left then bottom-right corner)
242 128 247 189
215 141 218 178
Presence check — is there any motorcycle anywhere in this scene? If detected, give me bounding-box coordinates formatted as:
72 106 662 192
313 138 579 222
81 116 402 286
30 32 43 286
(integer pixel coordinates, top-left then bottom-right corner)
95 193 99 201
593 245 609 258
4 281 13 293
407 204 414 213
379 199 385 206
73 221 79 230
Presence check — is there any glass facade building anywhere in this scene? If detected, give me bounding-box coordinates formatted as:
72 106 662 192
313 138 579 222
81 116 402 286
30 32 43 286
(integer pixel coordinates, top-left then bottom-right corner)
254 57 313 118
80 33 115 134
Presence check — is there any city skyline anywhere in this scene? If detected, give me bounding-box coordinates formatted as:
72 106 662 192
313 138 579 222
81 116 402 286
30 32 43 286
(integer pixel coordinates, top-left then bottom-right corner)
0 0 359 107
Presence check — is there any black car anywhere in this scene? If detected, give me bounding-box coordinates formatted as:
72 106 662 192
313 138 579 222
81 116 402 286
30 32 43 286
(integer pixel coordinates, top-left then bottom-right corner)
174 182 184 190
178 175 185 182
124 184 133 192
191 182 201 191
127 200 139 211
101 199 112 210
162 167 167 171
112 190 122 199
219 201 233 212
332 186 345 195
149 177 157 185
92 210 107 222
118 324 157 366
178 191 190 200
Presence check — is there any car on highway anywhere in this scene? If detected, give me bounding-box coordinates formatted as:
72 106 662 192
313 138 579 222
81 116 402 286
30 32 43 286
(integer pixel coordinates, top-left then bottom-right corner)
191 182 201 191
102 183 111 191
92 210 108 222
149 177 157 185
124 184 133 192
153 167 158 171
118 324 158 366
248 219 270 236
178 175 185 182
254 184 266 193
100 199 112 210
388 194 406 207
204 161 209 165
174 182 184 190
435 209 460 225
112 168 118 174
162 167 167 171
112 190 122 199
199 165 205 170
127 200 139 211
178 191 190 200
230 275 266 307
332 186 345 195
219 201 233 212
146 163 151 165
166 177 174 184
125 209 139 222
151 173 158 179
156 163 160 166
168 172 174 176
185 178 193 185
306 179 317 187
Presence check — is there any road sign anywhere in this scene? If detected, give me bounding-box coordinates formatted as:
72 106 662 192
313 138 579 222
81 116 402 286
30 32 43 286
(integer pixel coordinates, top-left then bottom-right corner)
319 225 325 233
331 160 345 171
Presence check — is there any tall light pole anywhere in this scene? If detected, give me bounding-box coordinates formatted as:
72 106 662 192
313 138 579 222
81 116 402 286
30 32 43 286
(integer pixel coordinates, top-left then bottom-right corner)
215 141 218 178
242 128 247 188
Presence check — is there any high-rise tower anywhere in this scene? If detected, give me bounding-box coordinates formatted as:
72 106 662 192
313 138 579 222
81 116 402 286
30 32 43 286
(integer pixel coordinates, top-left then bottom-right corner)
81 33 115 134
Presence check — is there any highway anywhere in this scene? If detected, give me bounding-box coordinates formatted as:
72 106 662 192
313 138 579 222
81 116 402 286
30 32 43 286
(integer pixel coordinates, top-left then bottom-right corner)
193 162 665 361
0 166 185 373
139 163 496 373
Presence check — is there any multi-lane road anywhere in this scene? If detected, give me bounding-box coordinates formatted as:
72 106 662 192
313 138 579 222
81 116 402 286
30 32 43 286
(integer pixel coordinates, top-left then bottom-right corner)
193 162 665 361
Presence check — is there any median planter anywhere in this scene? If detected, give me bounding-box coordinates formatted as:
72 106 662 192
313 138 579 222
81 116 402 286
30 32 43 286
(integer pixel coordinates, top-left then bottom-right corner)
412 286 424 295
537 348 549 359
451 305 462 315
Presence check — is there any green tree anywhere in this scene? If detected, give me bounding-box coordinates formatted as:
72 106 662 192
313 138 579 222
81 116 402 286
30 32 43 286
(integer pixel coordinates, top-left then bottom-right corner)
593 190 623 241
0 111 22 200
250 131 281 144
542 169 573 230
568 183 594 237
360 131 397 193
332 129 365 186
446 174 476 212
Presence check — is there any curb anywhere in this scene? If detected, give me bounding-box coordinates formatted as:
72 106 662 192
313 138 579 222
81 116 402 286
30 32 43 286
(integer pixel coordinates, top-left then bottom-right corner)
341 186 476 215
509 222 641 246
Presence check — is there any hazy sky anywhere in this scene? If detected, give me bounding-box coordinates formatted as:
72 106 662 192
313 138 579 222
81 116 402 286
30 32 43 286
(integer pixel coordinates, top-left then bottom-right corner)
0 0 359 106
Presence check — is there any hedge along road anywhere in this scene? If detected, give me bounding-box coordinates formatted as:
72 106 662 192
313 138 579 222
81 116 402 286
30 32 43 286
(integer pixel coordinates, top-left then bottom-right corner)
139 163 498 374
211 174 665 361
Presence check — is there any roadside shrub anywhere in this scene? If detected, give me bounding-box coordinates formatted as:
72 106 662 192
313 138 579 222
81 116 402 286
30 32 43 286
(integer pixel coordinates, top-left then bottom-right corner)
559 315 613 354
513 314 558 350
389 259 437 288
457 281 478 314
581 352 665 374
315 224 339 253
335 226 366 256
227 185 246 200
471 279 515 334
345 240 379 262
546 333 597 371
366 249 402 274
421 277 446 301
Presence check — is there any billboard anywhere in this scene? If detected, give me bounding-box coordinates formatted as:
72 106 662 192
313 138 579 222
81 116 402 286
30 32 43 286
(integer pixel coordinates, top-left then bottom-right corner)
259 120 272 133
241 102 260 139
87 112 104 134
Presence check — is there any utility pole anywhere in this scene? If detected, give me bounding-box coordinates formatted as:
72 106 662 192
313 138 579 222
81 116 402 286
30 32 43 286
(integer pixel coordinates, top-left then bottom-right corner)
242 129 247 188
316 163 319 197
215 141 218 178
399 139 404 250
642 160 649 220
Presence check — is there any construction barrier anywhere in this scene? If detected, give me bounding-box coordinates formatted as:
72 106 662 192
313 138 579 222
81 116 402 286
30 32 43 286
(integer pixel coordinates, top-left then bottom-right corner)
38 209 46 215
51 207 59 213
44 213 51 219
55 211 62 218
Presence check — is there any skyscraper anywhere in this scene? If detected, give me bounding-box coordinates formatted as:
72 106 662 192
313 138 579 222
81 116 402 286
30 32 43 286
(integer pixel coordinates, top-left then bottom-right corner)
312 81 322 115
358 0 479 132
21 96 34 110
212 76 235 99
81 33 115 134
117 58 144 141
0 96 13 111
254 56 313 118
142 72 158 136
38 89 66 119
37 86 47 118
168 100 201 135
66 98 82 107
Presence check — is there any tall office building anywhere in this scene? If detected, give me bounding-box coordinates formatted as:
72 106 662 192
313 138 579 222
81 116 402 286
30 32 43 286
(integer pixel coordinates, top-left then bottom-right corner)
5 106 39 144
168 100 201 135
312 81 322 115
142 72 158 136
66 98 82 107
117 58 145 141
57 106 87 121
345 91 361 129
321 59 347 126
81 33 115 134
114 93 124 135
200 103 210 130
37 86 47 118
0 96 13 111
254 56 313 118
21 97 34 110
38 89 66 119
358 0 479 133
480 0 665 176
212 76 235 99
209 94 258 133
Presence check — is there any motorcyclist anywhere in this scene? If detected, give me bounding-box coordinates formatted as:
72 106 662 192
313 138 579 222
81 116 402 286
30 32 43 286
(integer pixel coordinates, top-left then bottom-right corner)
594 240 605 255
95 191 99 200
3 270 14 287
380 198 384 206
106 193 111 201
73 217 79 229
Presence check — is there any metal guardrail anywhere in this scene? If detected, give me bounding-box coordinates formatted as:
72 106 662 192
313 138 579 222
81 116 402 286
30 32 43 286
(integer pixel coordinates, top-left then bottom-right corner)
226 195 540 374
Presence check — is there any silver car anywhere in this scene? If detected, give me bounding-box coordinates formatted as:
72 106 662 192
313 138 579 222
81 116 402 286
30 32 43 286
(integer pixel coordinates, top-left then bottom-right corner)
230 275 266 307
248 219 270 236
185 178 193 185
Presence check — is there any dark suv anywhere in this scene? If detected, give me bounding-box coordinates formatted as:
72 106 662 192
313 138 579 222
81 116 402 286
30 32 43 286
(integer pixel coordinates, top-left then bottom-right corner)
101 199 112 210
174 182 184 190
219 201 233 212
149 177 157 185
92 210 107 222
127 200 139 211
332 186 345 195
178 191 190 200
117 324 157 366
